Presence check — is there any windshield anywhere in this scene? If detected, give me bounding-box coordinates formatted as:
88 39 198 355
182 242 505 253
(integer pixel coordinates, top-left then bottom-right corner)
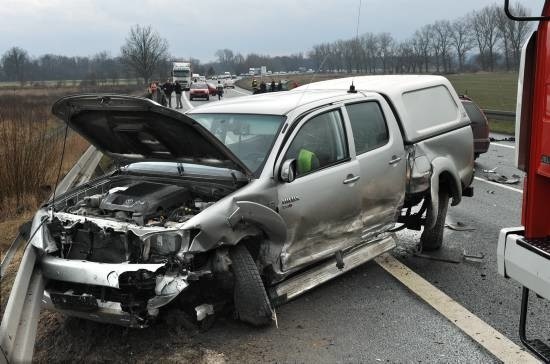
173 69 189 77
191 113 285 173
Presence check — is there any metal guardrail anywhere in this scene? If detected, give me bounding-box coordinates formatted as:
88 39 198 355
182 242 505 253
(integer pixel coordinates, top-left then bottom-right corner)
0 146 103 364
482 109 516 121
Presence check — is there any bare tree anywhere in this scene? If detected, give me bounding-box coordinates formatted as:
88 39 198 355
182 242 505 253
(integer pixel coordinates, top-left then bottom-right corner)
361 33 378 73
450 17 474 72
378 33 394 74
413 25 432 73
471 5 500 71
120 25 169 84
432 20 453 73
497 3 532 70
2 47 30 85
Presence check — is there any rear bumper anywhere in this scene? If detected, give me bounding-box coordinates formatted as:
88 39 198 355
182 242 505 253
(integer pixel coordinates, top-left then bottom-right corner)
474 138 490 154
190 93 208 98
498 227 550 300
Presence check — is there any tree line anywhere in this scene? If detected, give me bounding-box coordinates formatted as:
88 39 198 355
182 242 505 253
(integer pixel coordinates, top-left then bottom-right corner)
307 3 531 74
0 3 532 86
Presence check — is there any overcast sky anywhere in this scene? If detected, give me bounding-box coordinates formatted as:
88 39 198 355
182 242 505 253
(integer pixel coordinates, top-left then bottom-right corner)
0 0 542 62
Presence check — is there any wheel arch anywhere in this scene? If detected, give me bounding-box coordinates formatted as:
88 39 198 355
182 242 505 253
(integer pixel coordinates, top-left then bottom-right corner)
426 157 462 229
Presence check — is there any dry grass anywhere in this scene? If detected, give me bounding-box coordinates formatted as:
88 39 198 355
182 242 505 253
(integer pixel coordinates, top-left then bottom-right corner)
0 95 90 220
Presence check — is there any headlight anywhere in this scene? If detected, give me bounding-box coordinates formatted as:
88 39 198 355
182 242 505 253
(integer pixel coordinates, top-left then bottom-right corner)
142 230 189 257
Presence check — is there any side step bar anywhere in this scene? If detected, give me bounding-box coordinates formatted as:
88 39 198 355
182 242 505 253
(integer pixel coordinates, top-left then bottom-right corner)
520 287 550 363
270 235 396 305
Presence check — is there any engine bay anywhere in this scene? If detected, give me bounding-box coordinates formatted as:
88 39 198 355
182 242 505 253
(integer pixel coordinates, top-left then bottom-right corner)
45 178 232 264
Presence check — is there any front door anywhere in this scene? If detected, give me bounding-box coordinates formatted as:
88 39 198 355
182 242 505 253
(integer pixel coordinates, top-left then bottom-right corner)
277 108 362 271
344 100 406 240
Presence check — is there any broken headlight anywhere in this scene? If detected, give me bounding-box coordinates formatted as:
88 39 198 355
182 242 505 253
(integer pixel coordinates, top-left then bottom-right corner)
142 230 189 259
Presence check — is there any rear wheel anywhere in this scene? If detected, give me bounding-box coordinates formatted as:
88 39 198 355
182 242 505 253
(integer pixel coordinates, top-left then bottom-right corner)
420 188 450 251
229 244 273 326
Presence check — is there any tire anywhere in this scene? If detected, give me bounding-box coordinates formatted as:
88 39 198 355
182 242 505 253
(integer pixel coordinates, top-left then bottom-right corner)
229 244 273 326
474 153 480 160
206 96 209 101
420 187 450 251
190 96 193 101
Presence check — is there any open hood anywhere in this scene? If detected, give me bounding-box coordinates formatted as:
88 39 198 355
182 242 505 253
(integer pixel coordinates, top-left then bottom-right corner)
52 94 252 176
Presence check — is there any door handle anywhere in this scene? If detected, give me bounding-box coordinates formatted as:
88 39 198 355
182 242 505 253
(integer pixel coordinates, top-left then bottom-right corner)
389 155 402 165
343 175 360 184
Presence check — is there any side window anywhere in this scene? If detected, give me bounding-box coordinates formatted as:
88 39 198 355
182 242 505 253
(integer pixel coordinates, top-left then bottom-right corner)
285 110 348 176
346 102 389 155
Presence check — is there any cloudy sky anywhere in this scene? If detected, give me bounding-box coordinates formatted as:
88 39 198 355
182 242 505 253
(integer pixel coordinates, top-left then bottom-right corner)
0 0 542 62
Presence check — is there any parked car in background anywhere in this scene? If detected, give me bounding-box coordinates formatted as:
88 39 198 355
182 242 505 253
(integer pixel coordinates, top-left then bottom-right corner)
223 78 235 88
189 82 210 101
460 95 490 159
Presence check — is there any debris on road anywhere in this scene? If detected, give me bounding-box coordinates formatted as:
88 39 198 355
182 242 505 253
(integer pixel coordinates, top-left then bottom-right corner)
463 250 485 263
489 136 515 142
445 221 476 231
485 173 521 184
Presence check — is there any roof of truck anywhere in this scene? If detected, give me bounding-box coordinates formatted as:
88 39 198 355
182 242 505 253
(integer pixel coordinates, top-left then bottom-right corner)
187 89 358 116
294 75 450 96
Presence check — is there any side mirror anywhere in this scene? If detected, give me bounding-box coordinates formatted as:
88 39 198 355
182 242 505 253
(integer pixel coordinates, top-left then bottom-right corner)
280 159 296 183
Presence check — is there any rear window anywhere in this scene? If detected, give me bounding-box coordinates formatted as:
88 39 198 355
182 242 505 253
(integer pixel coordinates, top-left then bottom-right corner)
402 85 458 133
346 102 389 155
461 101 486 124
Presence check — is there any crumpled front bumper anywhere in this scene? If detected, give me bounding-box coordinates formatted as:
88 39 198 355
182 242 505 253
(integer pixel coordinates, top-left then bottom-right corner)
40 255 189 327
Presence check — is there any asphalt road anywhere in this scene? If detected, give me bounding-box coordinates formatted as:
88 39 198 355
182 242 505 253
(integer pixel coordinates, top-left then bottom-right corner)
161 87 549 362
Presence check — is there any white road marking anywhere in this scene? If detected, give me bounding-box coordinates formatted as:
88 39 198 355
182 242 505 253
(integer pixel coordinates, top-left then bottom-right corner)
182 92 194 110
474 176 523 194
375 254 539 364
491 142 515 150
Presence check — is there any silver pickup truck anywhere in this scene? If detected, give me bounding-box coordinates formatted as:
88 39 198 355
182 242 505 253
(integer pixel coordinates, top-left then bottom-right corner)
33 75 474 328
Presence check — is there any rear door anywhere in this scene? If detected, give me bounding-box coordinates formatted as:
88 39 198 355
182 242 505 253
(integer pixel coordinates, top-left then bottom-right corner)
277 107 362 271
343 97 406 241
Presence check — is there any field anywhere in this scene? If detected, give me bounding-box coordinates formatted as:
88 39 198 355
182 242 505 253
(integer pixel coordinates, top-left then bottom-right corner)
238 72 519 134
0 84 143 321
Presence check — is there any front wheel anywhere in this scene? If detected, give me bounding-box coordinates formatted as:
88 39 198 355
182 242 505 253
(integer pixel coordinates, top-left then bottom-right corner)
229 244 273 326
420 188 450 251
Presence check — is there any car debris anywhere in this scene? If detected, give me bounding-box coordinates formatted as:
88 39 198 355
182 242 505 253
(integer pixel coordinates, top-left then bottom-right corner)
445 221 476 231
462 250 485 263
485 173 521 184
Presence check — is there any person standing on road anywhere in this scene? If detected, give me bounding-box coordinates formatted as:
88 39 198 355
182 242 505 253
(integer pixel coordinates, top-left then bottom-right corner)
174 81 183 109
259 80 267 93
162 79 174 108
251 77 258 91
270 79 276 92
277 80 283 91
216 80 224 100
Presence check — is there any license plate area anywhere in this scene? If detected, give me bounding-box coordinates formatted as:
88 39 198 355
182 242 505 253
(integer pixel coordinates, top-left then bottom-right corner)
50 292 99 312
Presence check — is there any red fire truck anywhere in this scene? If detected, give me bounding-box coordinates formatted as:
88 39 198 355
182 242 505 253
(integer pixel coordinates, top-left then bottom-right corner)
498 1 550 362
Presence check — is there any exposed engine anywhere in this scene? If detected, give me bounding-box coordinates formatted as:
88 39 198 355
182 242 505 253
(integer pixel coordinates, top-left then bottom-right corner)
42 178 236 326
47 180 216 264
67 181 212 226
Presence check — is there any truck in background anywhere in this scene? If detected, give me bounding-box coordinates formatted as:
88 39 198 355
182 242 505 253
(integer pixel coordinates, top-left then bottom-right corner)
172 62 191 91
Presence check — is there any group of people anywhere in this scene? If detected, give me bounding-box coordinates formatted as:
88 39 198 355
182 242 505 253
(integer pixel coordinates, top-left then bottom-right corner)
146 79 184 109
251 78 285 94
